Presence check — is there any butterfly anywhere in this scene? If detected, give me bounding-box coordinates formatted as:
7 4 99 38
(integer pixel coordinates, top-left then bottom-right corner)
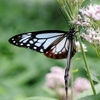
9 27 76 97
9 28 76 59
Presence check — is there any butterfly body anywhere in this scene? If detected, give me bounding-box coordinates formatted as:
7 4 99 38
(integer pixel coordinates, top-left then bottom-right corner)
9 28 76 59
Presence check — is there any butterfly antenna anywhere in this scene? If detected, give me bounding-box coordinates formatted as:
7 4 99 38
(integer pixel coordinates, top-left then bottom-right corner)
59 8 71 29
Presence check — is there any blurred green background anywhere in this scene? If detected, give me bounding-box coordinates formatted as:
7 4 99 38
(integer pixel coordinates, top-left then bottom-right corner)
0 0 100 100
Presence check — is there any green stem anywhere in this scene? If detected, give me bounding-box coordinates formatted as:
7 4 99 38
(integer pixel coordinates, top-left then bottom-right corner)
78 33 96 95
62 6 72 22
93 45 100 58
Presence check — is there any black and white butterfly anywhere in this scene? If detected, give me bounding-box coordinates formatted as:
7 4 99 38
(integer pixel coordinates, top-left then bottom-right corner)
9 28 76 97
9 28 76 59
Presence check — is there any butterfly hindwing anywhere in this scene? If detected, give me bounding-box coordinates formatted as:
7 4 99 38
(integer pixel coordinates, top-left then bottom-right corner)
44 37 69 59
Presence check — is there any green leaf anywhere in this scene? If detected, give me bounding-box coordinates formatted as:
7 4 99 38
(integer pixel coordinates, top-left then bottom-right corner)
78 93 100 100
75 83 100 100
42 87 56 97
90 69 100 83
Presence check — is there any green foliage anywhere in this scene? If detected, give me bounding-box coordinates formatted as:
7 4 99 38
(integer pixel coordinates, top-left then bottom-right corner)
75 83 100 100
0 0 100 100
23 96 58 100
90 69 100 83
78 93 100 100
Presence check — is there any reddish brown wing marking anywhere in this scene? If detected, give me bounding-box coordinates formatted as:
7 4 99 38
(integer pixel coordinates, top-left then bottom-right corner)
44 50 68 59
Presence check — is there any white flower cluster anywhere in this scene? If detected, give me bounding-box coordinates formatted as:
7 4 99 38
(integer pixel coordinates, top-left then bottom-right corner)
73 4 100 25
45 66 65 89
75 41 87 52
80 4 100 21
45 66 67 100
81 28 100 47
73 4 100 55
45 66 91 100
72 15 90 26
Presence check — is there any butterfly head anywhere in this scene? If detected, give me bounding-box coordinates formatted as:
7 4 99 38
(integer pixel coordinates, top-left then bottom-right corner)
67 28 76 39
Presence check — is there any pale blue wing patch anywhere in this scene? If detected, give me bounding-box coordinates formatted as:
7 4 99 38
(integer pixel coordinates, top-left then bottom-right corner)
42 37 59 49
51 37 69 53
36 33 63 38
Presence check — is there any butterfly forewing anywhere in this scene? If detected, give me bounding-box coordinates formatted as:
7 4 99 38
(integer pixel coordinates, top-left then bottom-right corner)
9 30 71 58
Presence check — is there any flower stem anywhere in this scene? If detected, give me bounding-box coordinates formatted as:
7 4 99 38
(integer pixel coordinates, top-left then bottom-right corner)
78 33 96 95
